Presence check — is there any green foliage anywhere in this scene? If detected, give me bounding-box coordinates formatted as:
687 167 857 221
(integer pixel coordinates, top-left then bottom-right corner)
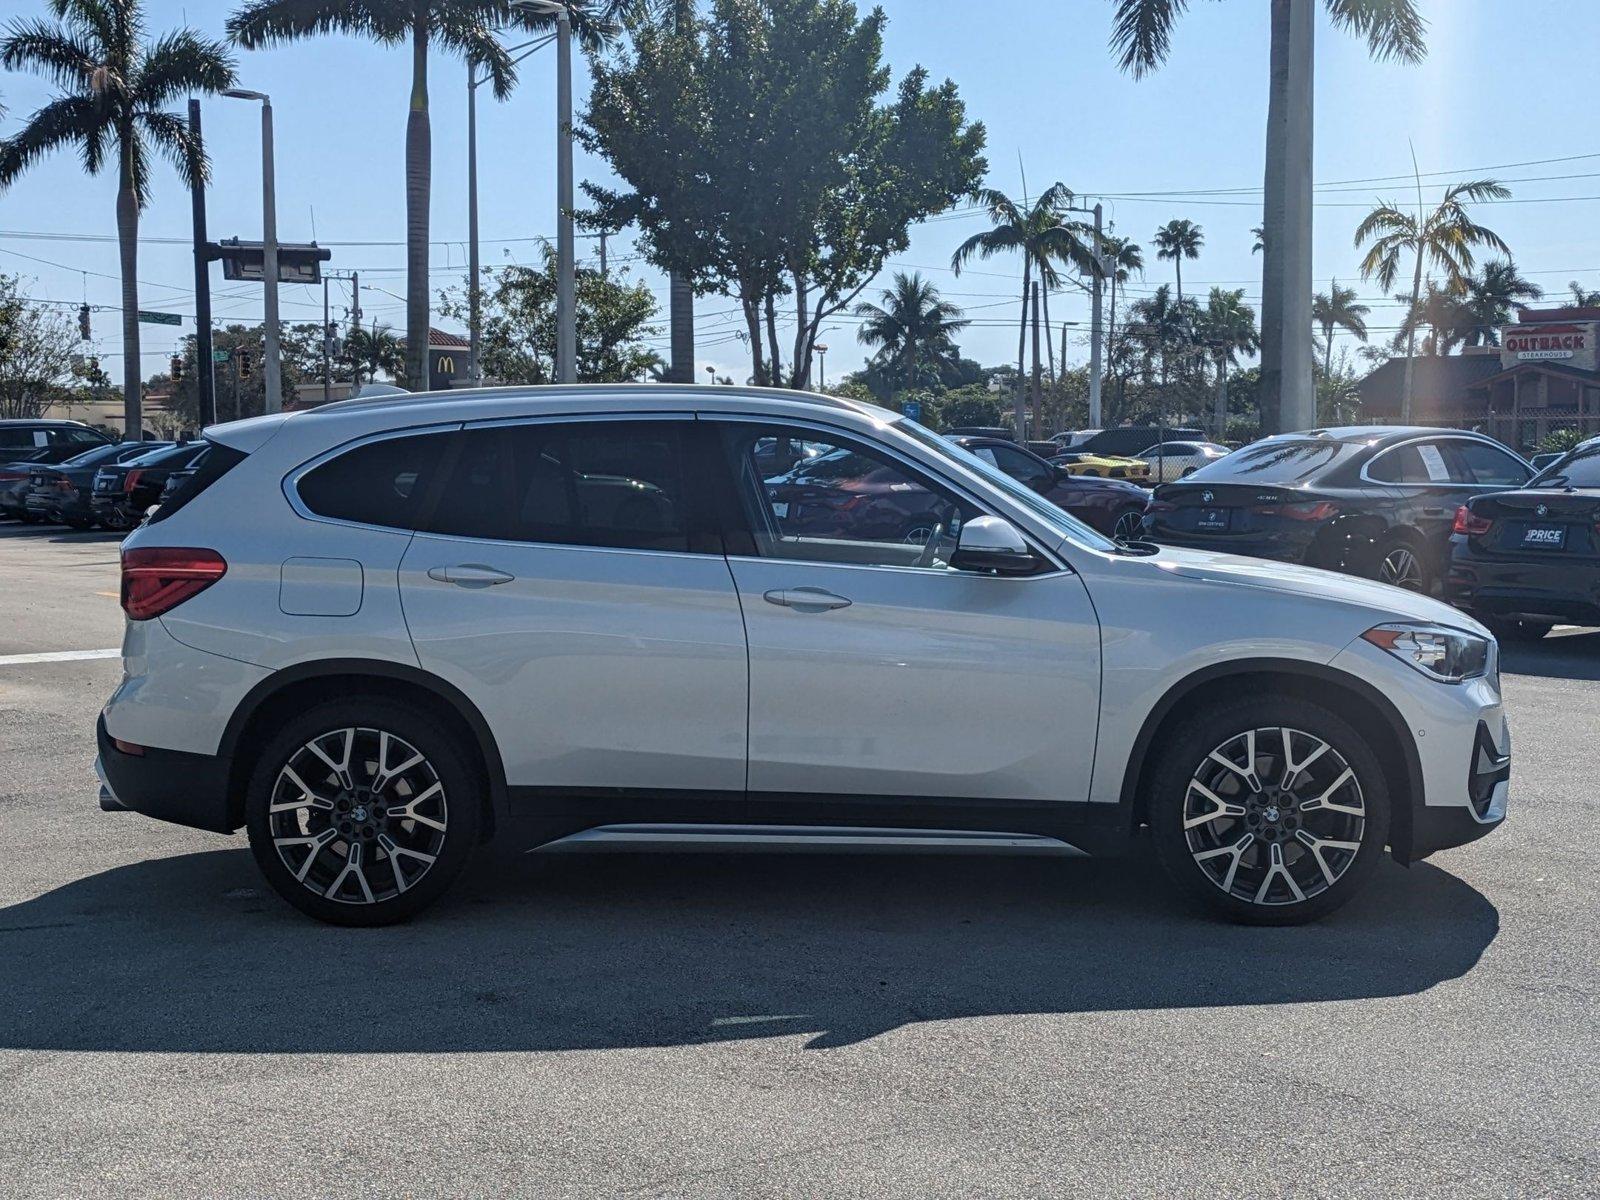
853 272 968 396
158 322 328 425
1536 427 1587 455
0 273 79 419
438 248 662 384
928 385 1005 432
583 0 985 387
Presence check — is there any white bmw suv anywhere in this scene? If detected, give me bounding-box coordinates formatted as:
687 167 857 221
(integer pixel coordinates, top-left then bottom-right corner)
98 387 1510 926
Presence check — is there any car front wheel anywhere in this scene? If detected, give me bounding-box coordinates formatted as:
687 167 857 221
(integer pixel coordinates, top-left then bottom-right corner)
1148 696 1390 925
245 698 483 926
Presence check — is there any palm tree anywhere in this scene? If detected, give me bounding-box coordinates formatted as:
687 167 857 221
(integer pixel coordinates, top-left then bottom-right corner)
343 323 405 387
1456 260 1542 347
228 2 608 392
1126 282 1196 395
1311 282 1370 381
1568 281 1600 306
1152 218 1202 307
1101 234 1144 367
1110 1 1426 434
1196 286 1258 437
1355 178 1510 420
853 272 967 396
1251 224 1265 255
951 183 1096 435
1394 281 1469 356
0 2 236 436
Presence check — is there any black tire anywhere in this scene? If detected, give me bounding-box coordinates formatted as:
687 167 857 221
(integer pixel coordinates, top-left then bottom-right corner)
1147 694 1390 926
18 511 42 525
1111 505 1146 543
245 696 484 926
1373 533 1434 595
1481 615 1553 642
63 517 95 531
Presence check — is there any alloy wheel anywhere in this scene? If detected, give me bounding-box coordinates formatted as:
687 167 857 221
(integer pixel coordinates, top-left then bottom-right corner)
1113 509 1145 543
268 727 448 905
1379 546 1424 591
1183 726 1365 906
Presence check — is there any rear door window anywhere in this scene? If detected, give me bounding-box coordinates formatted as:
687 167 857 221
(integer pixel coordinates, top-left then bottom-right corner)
296 430 451 529
1448 438 1531 487
425 420 698 553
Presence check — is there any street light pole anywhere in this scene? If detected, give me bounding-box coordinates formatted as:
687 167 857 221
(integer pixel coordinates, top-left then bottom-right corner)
225 88 282 412
467 62 482 384
1089 202 1104 427
815 343 828 390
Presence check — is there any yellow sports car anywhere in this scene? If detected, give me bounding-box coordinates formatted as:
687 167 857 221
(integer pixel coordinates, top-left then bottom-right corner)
1048 450 1153 483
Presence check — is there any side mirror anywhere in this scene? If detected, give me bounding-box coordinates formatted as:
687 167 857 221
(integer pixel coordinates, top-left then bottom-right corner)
950 515 1037 575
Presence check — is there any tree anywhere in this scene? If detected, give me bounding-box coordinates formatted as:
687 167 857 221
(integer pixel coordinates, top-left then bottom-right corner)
852 272 967 397
584 0 985 392
343 324 404 387
1100 234 1144 371
0 273 79 419
1111 0 1426 434
951 182 1095 434
162 321 327 425
1152 218 1203 307
1356 178 1510 419
1568 281 1600 306
1195 286 1259 435
0 3 236 436
1456 259 1542 346
1312 281 1370 381
437 246 661 383
227 1 610 391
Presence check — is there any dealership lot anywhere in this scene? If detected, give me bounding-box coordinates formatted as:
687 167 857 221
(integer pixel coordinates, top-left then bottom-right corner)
1 522 1597 1198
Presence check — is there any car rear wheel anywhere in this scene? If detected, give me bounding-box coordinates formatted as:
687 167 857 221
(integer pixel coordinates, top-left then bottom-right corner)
1112 506 1146 543
245 697 483 926
1375 536 1433 594
1148 695 1390 925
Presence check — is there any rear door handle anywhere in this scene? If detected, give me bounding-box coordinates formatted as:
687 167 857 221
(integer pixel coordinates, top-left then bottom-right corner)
763 587 852 612
427 564 515 587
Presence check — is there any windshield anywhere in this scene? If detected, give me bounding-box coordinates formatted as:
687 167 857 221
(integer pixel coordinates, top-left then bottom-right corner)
894 419 1117 551
1184 434 1369 484
1532 442 1600 488
61 442 128 468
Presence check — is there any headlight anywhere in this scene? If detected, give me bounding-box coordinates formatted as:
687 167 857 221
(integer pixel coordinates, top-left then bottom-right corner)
1361 623 1492 684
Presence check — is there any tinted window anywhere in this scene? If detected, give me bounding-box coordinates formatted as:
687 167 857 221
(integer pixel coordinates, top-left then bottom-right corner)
1534 443 1600 488
988 444 1052 485
126 442 209 469
61 442 134 468
1185 436 1368 483
52 427 104 445
723 423 974 568
427 421 694 552
1368 440 1457 484
297 431 449 529
1450 439 1530 486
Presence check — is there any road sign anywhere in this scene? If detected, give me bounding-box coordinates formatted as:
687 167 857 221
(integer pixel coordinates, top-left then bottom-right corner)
212 238 332 284
902 400 922 422
211 349 231 364
138 310 182 326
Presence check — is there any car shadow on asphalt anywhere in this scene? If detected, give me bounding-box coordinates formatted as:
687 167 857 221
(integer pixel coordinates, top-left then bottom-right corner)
1500 628 1600 681
0 845 1498 1053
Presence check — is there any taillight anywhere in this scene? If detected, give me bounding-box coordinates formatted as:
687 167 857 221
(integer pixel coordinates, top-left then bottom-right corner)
1453 505 1492 536
1255 501 1340 521
120 547 227 620
122 469 144 493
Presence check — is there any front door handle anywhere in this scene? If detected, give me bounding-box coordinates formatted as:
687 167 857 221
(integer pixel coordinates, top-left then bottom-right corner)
764 587 852 612
427 563 515 588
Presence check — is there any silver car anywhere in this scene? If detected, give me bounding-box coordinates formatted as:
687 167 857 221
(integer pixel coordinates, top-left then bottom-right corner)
98 386 1509 926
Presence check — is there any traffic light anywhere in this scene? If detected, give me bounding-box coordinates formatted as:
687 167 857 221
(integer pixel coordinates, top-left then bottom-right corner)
236 348 253 380
171 354 184 380
78 304 91 340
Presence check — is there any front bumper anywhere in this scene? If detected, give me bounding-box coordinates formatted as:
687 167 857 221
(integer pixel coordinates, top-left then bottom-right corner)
95 714 236 834
1448 544 1600 625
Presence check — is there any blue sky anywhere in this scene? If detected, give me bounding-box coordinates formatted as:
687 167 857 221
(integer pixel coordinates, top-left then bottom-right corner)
2 0 1598 388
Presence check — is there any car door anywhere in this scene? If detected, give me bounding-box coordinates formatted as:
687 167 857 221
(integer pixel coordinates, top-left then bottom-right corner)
397 416 749 799
1369 437 1504 549
709 417 1101 808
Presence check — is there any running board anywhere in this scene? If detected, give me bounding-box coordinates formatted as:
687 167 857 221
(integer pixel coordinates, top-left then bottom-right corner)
535 823 1088 857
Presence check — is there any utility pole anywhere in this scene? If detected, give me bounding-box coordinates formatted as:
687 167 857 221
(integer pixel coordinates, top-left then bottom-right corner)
322 274 332 405
188 100 217 428
1089 203 1105 428
554 3 577 383
1279 0 1316 432
224 89 282 412
349 271 362 390
467 60 482 385
1030 282 1043 439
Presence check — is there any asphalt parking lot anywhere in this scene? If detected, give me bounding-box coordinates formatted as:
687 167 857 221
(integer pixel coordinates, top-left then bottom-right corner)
1 521 1597 1199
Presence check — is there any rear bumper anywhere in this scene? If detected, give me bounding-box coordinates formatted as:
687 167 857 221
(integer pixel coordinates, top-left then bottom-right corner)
1448 545 1600 624
90 497 140 528
95 714 236 833
1145 529 1316 564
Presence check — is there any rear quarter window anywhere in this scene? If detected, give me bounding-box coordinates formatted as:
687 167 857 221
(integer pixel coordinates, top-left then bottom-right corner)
1184 437 1366 484
295 431 451 529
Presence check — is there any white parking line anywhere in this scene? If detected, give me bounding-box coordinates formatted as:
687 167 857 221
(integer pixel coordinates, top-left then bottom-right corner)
0 648 120 666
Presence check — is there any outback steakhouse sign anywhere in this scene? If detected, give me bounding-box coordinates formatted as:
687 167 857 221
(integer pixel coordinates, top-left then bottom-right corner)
1500 321 1599 371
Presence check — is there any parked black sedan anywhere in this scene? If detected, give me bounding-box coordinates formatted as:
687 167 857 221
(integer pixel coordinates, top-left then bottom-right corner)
1143 426 1534 593
1447 436 1600 639
23 440 173 529
89 441 208 529
947 436 1151 541
0 419 114 522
